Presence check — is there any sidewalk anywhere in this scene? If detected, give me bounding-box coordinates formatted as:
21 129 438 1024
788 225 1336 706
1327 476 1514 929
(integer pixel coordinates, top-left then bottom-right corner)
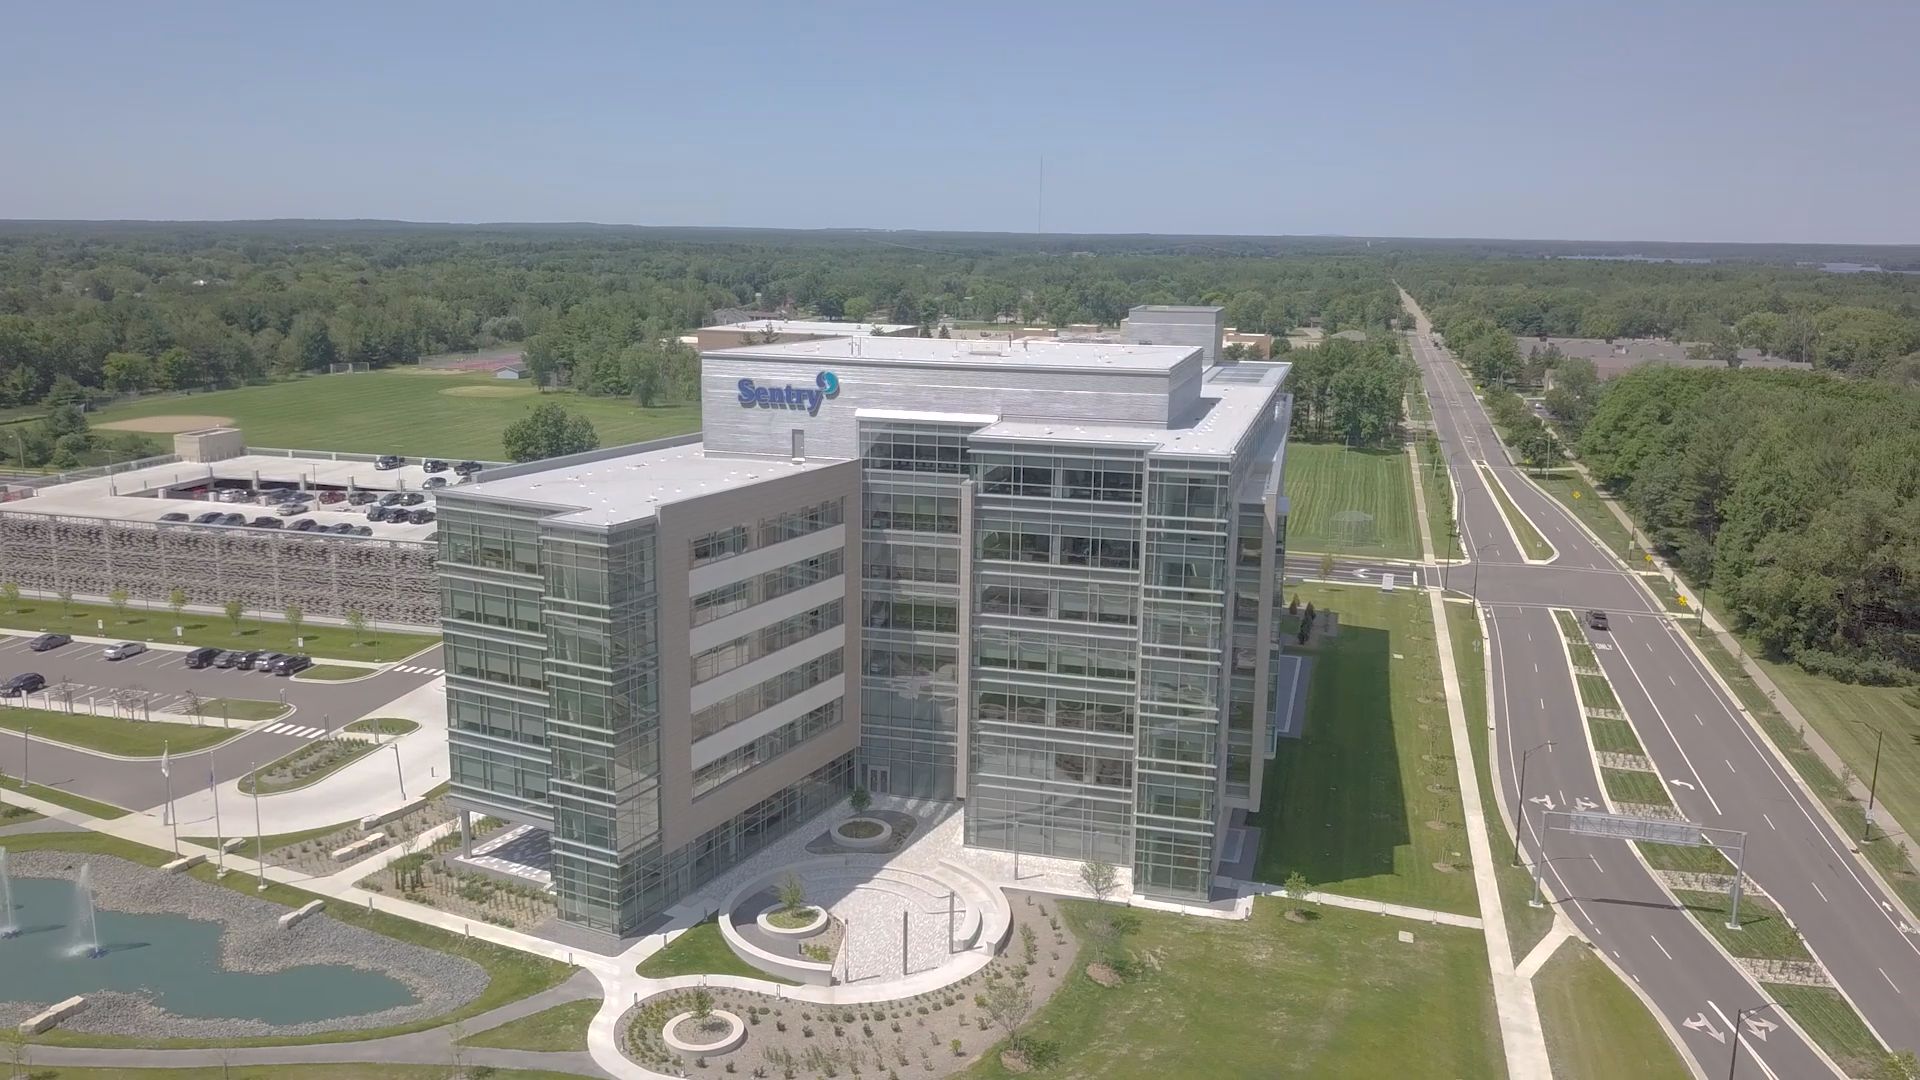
163 677 448 834
1428 587 1551 1080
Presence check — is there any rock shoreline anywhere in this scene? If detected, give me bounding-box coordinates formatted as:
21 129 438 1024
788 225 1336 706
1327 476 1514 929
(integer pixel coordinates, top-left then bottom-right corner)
0 851 487 1040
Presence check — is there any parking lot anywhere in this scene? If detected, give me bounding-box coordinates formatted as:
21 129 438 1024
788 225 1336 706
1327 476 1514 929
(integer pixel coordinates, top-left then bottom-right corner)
0 635 444 810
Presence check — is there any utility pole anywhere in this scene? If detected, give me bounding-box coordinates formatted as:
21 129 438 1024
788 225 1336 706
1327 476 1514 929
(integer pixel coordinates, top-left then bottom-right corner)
1726 1002 1777 1080
1852 721 1884 842
252 760 267 892
1513 741 1555 866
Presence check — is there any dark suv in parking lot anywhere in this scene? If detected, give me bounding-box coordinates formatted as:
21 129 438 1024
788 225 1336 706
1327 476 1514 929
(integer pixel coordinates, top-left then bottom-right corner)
375 454 404 470
347 490 379 505
268 654 313 676
423 459 448 473
184 646 224 669
454 460 483 477
2 672 46 697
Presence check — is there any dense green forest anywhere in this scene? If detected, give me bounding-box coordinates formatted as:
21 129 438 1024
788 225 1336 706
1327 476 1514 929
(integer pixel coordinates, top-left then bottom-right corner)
1404 259 1920 377
1579 366 1920 683
1281 335 1415 445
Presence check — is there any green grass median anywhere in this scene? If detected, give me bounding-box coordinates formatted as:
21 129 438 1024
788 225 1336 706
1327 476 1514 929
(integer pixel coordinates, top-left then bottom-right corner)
0 705 238 756
1479 463 1555 560
1535 940 1692 1080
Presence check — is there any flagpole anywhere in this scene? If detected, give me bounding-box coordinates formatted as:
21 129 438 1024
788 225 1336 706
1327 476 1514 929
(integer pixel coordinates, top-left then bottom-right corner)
163 742 178 856
210 759 226 876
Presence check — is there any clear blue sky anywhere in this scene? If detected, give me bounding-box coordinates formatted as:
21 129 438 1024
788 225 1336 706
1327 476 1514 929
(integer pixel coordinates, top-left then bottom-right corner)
4 1 1915 244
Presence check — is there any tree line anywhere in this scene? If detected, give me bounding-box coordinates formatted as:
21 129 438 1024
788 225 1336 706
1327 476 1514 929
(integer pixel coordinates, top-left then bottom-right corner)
1579 365 1920 684
0 225 1409 419
1281 335 1416 446
1401 258 1920 378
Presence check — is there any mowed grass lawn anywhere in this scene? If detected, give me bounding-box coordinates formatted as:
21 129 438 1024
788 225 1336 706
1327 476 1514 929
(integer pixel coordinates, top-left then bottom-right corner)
963 899 1505 1080
0 599 435 662
1254 583 1480 916
635 917 796 983
1282 443 1421 560
1535 941 1692 1080
90 369 702 461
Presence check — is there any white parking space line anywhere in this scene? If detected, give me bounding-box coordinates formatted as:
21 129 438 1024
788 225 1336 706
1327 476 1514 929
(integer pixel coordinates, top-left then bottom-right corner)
1725 759 1736 774
1650 934 1673 960
1762 812 1776 830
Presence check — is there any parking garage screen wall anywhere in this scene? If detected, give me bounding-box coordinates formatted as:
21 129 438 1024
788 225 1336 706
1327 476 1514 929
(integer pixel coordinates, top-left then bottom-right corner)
0 512 439 627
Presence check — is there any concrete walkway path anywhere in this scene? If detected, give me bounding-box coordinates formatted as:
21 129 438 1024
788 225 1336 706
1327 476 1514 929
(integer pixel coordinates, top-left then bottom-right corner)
1429 587 1552 1080
1255 883 1485 929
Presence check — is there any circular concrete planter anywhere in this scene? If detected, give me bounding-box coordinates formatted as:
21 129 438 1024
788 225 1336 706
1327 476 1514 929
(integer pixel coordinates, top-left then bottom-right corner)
663 1009 746 1056
831 816 893 851
757 905 828 938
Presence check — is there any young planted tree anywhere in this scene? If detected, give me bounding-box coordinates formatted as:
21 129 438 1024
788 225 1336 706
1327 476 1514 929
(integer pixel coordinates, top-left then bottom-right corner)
284 602 305 642
108 586 130 622
776 872 808 914
1079 858 1119 903
1319 552 1335 580
56 588 74 618
224 599 245 636
167 586 188 625
345 608 369 645
1283 870 1315 919
0 581 17 614
982 980 1033 1046
849 785 872 812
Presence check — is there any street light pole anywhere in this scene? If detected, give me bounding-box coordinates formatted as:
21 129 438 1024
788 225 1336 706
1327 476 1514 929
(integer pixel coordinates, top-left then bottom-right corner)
251 760 267 892
1726 1002 1777 1080
1513 741 1556 867
1852 721 1883 842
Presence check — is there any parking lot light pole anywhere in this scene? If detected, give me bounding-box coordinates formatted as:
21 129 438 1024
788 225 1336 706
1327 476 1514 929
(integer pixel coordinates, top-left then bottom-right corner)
1512 740 1555 867
21 727 28 787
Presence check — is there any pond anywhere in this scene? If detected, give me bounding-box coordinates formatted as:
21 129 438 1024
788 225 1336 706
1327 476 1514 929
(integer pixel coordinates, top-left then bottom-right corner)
0 876 415 1024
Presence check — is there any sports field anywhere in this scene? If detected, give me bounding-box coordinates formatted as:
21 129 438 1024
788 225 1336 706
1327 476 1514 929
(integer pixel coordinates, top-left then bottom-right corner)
1282 443 1421 560
89 370 702 460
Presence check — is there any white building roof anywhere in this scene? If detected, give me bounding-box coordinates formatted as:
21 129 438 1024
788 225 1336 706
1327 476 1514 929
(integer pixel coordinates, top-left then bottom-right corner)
452 441 835 527
708 319 915 337
711 335 1197 373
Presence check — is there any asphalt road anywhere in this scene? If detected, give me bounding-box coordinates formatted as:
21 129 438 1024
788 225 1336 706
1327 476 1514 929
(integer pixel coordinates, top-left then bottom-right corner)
1286 553 1426 590
0 638 443 811
1406 293 1920 1077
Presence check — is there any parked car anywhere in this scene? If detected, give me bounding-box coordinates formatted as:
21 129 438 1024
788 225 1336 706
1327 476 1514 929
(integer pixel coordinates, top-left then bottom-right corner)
215 650 244 669
1587 610 1610 631
251 516 284 529
423 459 449 473
159 511 190 523
276 504 308 517
103 641 148 661
328 522 357 534
374 454 404 470
1 672 46 697
397 492 425 506
194 511 225 524
218 513 247 526
347 490 379 505
378 492 405 507
367 505 391 522
254 652 288 673
289 518 319 532
184 646 223 669
423 476 447 489
352 525 373 536
408 507 436 524
453 460 483 477
233 650 267 671
216 488 253 503
269 654 313 676
27 633 70 652
317 490 346 504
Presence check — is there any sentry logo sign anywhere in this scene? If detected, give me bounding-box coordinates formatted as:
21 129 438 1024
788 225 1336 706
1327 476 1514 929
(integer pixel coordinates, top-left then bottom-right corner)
737 371 840 416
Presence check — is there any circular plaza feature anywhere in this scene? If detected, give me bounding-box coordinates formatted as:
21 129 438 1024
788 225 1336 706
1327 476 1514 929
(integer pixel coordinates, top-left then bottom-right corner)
663 1009 746 1056
830 816 893 851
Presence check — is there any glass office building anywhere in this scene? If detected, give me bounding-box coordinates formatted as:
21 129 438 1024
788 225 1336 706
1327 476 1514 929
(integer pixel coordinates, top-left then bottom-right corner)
440 307 1292 936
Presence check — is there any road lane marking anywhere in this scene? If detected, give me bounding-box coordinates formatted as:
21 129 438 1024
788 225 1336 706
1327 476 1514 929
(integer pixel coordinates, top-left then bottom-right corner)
1762 813 1776 830
1650 934 1672 959
1881 967 1901 993
1811 881 1828 902
1725 759 1736 774
1694 712 1703 725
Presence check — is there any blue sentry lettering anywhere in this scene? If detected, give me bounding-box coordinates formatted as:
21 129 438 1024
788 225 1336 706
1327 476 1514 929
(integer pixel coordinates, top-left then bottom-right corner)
737 378 756 405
